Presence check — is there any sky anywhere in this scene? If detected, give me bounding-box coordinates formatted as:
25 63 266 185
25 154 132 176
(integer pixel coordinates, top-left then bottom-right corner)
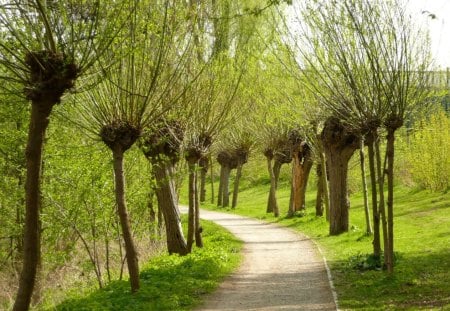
406 0 450 68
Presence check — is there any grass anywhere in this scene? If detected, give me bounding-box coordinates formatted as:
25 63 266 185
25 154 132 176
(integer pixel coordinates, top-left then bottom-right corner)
197 178 450 310
40 218 242 311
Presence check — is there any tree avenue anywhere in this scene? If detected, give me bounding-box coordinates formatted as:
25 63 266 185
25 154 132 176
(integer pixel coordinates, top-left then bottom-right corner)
0 0 448 310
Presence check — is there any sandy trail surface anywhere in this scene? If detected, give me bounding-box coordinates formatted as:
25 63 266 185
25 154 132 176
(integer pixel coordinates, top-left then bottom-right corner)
193 209 337 311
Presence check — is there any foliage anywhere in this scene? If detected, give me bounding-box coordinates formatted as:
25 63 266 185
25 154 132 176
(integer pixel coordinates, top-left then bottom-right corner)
46 218 242 311
402 109 450 191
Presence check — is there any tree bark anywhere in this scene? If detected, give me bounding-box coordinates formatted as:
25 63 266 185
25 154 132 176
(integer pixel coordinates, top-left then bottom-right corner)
232 163 243 208
317 142 330 222
199 156 208 203
14 102 53 311
289 153 302 216
210 154 214 204
367 132 381 258
187 162 196 252
112 146 140 293
321 117 358 235
194 169 203 248
288 150 313 216
315 164 324 216
266 156 279 217
326 148 354 235
360 137 373 235
221 165 231 207
375 138 388 268
153 161 188 255
267 160 282 213
299 156 313 210
217 165 224 207
385 128 396 273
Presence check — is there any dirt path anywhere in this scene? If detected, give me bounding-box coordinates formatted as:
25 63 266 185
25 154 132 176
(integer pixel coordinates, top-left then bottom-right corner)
194 209 338 311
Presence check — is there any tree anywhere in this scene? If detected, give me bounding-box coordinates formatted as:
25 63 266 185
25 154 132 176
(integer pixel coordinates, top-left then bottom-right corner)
75 0 195 289
281 0 433 266
141 119 189 255
0 2 129 308
287 128 313 217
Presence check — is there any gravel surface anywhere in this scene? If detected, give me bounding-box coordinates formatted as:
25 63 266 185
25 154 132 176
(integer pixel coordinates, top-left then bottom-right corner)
193 209 337 311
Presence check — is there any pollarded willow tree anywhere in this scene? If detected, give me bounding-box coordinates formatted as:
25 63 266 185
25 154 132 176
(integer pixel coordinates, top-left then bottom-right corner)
75 0 195 289
281 0 434 270
0 2 130 309
182 0 263 250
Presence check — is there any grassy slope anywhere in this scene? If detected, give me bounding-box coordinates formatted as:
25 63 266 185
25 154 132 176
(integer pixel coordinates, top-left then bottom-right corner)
41 218 242 311
198 177 450 310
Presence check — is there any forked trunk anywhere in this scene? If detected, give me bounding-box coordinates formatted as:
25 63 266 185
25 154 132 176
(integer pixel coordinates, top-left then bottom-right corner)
232 163 243 208
367 133 381 258
14 102 53 311
360 137 372 235
153 161 188 255
112 146 140 293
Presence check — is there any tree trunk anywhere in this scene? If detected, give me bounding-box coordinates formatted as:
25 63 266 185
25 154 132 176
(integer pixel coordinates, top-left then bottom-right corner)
326 149 354 235
14 102 53 311
299 156 313 211
194 169 203 248
210 154 214 204
187 162 196 252
112 146 140 293
321 117 358 235
217 165 224 207
315 164 324 216
199 156 208 203
367 132 381 258
385 128 396 273
360 137 373 235
375 138 388 268
289 151 313 216
267 160 282 213
232 163 243 208
289 153 302 216
318 145 330 222
152 161 188 255
266 156 279 217
221 165 231 207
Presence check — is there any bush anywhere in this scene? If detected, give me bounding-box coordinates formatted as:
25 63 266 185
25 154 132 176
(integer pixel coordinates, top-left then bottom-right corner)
403 109 450 191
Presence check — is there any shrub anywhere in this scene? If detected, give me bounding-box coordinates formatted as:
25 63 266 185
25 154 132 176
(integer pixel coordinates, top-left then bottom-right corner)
403 109 450 191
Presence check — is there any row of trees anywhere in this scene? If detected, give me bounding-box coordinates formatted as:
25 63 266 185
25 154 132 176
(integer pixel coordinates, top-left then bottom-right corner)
0 0 279 310
0 0 445 309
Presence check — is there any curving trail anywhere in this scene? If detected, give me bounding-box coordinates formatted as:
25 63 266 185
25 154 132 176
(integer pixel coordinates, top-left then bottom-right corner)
193 209 338 311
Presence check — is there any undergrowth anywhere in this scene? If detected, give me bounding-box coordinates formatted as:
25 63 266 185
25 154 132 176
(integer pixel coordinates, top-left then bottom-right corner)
40 219 242 311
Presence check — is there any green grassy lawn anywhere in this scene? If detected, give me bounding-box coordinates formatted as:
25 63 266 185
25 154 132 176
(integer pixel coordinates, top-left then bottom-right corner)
41 218 242 311
198 180 450 310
